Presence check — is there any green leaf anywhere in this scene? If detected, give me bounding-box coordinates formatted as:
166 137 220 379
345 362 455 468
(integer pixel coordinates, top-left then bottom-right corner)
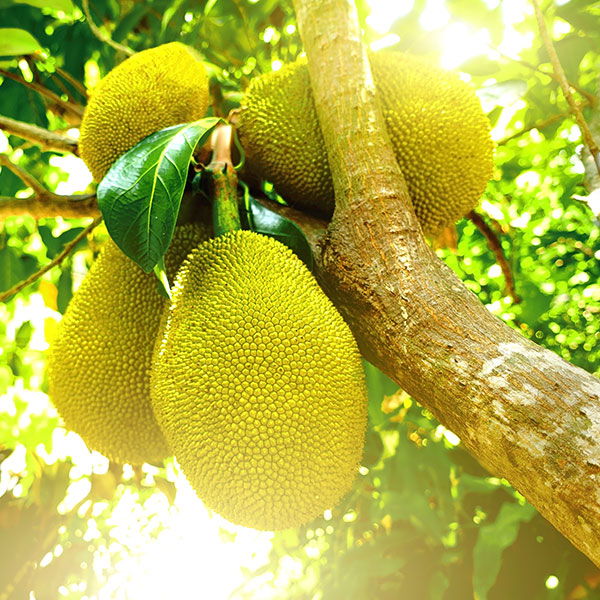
244 194 314 271
38 225 84 259
0 246 37 294
97 117 220 273
56 265 73 313
14 321 33 348
153 256 171 300
0 28 42 56
13 0 74 12
473 502 537 599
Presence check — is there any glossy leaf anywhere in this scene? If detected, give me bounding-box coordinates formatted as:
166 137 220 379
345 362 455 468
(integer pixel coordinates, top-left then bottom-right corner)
97 117 220 272
244 194 314 271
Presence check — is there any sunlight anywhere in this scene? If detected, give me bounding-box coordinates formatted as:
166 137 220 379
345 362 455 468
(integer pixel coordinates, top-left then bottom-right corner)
98 480 275 600
366 0 535 69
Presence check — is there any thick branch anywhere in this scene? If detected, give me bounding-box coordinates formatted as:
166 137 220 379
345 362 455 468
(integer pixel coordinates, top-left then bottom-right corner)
293 0 600 566
0 115 79 155
0 195 99 219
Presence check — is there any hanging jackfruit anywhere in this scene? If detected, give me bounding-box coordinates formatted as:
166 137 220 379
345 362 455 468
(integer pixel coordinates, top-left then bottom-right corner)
79 42 209 181
48 223 210 465
151 230 367 530
238 51 494 236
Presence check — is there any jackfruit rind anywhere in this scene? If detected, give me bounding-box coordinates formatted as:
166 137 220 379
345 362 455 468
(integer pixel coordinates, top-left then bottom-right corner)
238 51 494 236
151 230 368 530
48 223 210 465
79 42 209 182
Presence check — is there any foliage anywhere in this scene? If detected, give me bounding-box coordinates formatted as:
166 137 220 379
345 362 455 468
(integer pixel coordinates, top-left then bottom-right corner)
0 0 599 598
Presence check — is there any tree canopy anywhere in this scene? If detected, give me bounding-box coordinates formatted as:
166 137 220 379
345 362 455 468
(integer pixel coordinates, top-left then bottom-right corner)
0 0 599 598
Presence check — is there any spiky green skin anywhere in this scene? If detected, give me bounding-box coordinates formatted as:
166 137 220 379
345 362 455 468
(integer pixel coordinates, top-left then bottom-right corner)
238 51 494 236
79 42 209 182
151 231 368 530
48 224 209 465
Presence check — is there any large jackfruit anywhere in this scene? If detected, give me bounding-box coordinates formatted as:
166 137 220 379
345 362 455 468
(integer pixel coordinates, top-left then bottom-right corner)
238 51 494 236
48 223 209 465
79 42 209 181
151 230 367 530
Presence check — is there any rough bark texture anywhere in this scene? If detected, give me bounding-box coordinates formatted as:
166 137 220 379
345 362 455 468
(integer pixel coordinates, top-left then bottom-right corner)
0 115 79 155
292 0 600 565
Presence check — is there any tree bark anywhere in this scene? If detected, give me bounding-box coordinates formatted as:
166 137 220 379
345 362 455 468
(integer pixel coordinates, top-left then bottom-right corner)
292 0 600 566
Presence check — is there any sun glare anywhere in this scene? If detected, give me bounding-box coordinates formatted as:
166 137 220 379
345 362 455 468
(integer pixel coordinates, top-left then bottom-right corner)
367 0 535 70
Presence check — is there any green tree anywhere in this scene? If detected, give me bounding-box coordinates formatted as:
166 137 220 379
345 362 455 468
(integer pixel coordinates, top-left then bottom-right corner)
0 0 599 598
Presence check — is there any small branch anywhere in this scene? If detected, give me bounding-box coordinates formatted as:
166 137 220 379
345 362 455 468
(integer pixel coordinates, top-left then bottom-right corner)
0 154 96 214
0 153 48 196
54 65 89 100
0 195 99 220
0 115 78 155
0 69 84 120
82 0 135 57
0 216 102 302
28 55 89 100
497 111 572 145
468 210 520 304
532 0 600 177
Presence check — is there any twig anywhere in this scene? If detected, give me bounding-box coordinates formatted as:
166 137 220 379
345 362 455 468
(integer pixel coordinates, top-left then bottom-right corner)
532 0 600 177
0 115 78 155
468 210 521 304
0 69 84 120
30 55 89 100
0 153 48 196
0 216 102 302
0 154 96 211
81 0 135 57
497 109 583 145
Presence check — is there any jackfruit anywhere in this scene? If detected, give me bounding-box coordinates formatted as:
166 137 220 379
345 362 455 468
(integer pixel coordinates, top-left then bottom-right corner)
79 42 209 181
238 51 494 236
48 223 209 465
151 230 367 530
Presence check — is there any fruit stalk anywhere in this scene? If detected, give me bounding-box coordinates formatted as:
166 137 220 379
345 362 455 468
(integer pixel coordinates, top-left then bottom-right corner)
206 124 242 236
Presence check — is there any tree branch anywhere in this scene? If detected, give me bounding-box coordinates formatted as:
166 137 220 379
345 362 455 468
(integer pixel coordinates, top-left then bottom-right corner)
532 0 600 178
82 0 135 57
0 115 79 155
468 210 520 304
292 0 600 566
0 216 102 302
0 153 98 219
497 108 586 145
0 69 84 121
0 195 99 220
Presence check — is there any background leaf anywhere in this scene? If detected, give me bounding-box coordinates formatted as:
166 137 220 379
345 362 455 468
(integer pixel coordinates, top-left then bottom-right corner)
473 502 537 599
0 27 42 55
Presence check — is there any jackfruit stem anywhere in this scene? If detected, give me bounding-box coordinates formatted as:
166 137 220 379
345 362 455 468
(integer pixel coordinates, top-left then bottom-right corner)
207 124 242 236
